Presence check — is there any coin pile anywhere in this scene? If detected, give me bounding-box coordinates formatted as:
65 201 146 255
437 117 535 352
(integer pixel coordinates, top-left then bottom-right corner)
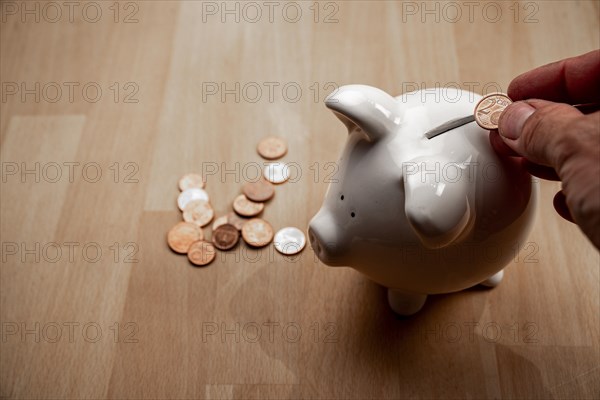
167 173 217 266
166 136 306 267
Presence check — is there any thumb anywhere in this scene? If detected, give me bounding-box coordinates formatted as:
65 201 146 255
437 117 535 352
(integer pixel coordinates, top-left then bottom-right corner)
497 99 584 169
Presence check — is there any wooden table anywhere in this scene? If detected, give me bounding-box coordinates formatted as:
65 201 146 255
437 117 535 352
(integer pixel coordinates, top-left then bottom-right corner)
1 1 599 398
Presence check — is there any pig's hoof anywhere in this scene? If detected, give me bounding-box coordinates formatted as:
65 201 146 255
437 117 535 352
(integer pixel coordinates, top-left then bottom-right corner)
387 289 427 316
479 269 504 288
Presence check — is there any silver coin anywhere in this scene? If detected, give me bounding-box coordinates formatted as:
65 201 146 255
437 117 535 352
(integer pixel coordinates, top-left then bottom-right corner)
177 188 209 211
263 162 290 184
273 227 306 255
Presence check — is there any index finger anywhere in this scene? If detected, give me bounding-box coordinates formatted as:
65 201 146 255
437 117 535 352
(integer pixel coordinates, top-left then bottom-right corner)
508 49 600 104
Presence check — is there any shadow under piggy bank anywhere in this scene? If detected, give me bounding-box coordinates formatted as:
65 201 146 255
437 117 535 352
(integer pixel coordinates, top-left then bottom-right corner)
308 84 536 316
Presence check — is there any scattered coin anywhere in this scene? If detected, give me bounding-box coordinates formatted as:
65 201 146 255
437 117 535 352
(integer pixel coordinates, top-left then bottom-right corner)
187 240 216 266
212 215 229 231
233 194 264 217
241 218 274 247
178 188 209 211
167 222 204 254
212 224 240 250
273 227 306 255
257 136 287 160
183 200 214 227
475 92 513 130
178 173 205 191
227 212 248 231
170 135 299 264
264 162 290 184
242 179 275 202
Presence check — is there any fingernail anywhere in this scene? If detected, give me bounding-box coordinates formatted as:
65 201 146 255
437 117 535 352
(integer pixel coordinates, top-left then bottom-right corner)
498 102 535 140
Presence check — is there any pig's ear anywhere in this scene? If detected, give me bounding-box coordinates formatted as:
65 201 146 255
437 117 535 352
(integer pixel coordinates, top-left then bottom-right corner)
325 85 402 142
403 156 472 249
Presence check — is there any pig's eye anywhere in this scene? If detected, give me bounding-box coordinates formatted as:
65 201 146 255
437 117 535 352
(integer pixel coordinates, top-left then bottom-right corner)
351 212 356 218
340 195 344 200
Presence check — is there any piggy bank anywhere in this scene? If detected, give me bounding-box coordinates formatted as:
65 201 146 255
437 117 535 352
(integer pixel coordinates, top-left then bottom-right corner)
308 85 536 315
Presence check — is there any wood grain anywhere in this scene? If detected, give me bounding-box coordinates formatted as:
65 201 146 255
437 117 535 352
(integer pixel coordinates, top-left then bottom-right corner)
1 1 598 398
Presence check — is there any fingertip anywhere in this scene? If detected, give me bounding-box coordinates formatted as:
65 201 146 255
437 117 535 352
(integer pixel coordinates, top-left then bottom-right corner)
506 79 523 101
503 101 585 167
498 101 536 140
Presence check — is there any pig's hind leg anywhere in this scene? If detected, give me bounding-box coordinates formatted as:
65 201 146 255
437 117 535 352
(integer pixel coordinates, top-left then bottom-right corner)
387 288 427 316
479 269 504 288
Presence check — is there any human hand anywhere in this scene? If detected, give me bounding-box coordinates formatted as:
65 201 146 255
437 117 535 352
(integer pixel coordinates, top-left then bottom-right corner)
490 49 600 249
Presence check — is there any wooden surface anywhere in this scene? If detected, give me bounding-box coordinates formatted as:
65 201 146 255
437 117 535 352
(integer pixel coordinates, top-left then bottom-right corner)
1 1 599 399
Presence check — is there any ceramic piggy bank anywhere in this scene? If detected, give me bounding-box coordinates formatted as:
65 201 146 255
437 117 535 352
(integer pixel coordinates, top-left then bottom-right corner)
308 85 536 315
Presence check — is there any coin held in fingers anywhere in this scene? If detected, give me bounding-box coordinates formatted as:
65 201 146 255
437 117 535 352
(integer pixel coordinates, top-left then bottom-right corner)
257 136 287 160
178 173 205 191
274 227 306 255
242 218 274 247
475 92 513 130
178 188 209 211
187 240 216 266
183 200 214 227
242 179 275 202
233 194 264 217
212 224 240 250
167 222 204 253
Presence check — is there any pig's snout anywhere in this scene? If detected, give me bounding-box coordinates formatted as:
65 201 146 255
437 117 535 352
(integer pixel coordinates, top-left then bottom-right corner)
308 210 347 266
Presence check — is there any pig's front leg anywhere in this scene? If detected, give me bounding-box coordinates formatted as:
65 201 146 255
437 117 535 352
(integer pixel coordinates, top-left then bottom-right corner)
387 288 428 316
479 269 504 288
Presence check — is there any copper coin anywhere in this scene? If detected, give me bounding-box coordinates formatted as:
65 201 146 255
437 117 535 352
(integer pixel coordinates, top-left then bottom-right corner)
167 222 204 254
178 173 205 191
242 179 275 202
241 218 274 247
183 200 214 227
257 136 287 160
227 212 248 231
187 240 216 266
474 93 513 130
212 224 240 250
233 194 264 217
212 215 229 231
